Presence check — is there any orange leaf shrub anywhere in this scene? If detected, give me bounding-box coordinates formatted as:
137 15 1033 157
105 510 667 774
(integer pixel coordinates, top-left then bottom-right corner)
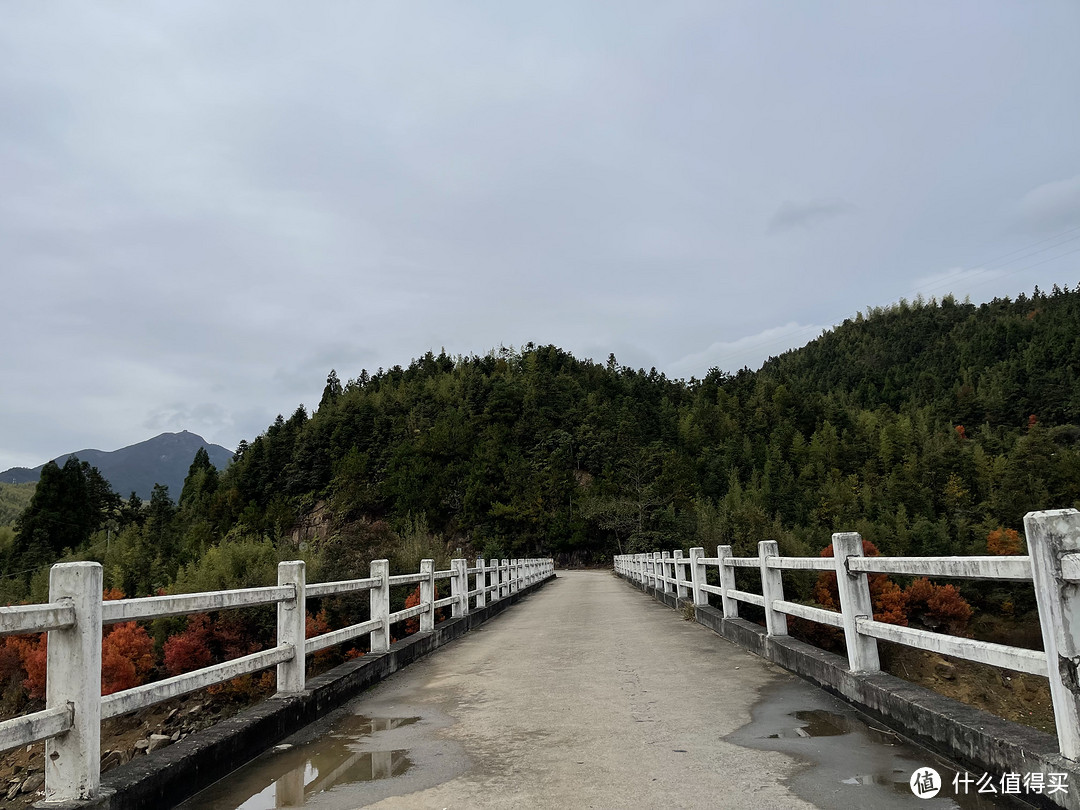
5 635 47 700
905 578 972 635
987 527 1024 556
814 539 908 626
101 622 155 695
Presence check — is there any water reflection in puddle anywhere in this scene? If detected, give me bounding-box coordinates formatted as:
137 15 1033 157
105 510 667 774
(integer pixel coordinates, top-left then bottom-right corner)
178 716 419 809
729 690 1024 809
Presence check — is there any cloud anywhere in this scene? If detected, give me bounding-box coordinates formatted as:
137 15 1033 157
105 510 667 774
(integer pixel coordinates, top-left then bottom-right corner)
1016 175 1080 232
911 266 1004 299
767 199 856 234
668 321 834 378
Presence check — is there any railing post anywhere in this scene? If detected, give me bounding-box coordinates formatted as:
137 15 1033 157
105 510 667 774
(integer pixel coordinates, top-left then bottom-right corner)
474 558 486 609
276 560 306 694
369 559 390 653
420 559 435 632
1026 508 1080 759
501 559 509 598
758 541 788 637
661 551 673 594
717 545 738 619
451 558 468 617
44 562 102 802
673 549 690 600
832 532 879 673
689 547 707 607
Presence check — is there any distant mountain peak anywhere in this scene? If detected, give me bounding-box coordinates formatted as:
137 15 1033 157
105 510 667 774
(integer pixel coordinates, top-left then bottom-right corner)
0 432 233 499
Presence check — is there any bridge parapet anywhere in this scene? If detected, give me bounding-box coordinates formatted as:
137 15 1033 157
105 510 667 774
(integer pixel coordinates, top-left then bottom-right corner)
615 509 1080 766
0 555 554 803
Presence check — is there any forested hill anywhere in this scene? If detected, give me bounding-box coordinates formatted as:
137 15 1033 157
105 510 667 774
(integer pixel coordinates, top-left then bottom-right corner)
221 285 1080 565
757 286 1080 427
4 285 1079 601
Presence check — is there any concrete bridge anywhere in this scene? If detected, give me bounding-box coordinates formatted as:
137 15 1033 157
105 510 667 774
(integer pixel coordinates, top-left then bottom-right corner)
181 570 821 809
175 566 1065 809
6 509 1080 808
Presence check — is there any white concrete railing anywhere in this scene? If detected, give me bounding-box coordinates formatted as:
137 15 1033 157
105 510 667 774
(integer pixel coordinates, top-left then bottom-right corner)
0 555 554 803
614 509 1080 761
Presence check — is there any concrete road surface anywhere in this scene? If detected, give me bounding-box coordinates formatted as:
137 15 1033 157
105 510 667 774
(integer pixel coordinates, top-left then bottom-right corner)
186 571 1003 809
348 570 813 809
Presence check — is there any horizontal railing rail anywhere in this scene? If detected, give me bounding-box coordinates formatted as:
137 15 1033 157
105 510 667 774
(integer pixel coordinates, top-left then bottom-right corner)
613 508 1080 763
0 554 554 803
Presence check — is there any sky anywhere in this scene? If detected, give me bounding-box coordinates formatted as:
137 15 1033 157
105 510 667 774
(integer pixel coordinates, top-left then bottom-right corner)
2 1 1078 471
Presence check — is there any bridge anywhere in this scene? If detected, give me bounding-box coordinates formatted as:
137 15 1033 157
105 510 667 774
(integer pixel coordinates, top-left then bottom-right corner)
3 509 1080 808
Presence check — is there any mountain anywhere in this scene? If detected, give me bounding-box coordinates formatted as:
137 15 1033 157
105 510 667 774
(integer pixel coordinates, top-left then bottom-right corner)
0 431 233 500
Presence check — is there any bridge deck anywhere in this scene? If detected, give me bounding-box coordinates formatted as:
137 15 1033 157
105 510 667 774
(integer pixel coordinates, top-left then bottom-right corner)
183 571 1002 809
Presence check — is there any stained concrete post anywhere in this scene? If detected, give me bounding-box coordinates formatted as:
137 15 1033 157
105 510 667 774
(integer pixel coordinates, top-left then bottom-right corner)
673 550 690 599
501 559 509 599
833 532 879 673
652 552 661 591
276 561 306 694
717 545 738 619
661 551 673 594
1026 508 1080 760
44 562 102 803
451 559 468 617
420 559 435 632
689 547 707 607
758 541 788 637
369 559 390 653
474 558 486 609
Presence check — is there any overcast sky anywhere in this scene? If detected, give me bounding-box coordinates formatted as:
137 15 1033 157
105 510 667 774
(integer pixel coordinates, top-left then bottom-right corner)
2 2 1078 471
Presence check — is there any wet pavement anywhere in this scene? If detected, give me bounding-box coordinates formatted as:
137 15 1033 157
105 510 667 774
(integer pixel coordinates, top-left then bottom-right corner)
727 678 1029 809
177 572 1037 809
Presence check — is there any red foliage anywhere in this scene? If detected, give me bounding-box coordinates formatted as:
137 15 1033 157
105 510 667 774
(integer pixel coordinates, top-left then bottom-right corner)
101 622 155 695
987 527 1024 556
813 541 973 637
306 609 334 666
163 614 213 676
102 587 125 601
403 584 444 635
212 615 258 662
1029 414 1038 430
0 640 22 687
5 634 47 700
306 609 331 639
905 578 972 635
813 539 908 626
404 586 422 635
955 425 966 439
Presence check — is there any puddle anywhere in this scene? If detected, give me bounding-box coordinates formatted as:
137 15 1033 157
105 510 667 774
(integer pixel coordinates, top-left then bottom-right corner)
177 716 419 809
727 680 1028 810
767 709 859 738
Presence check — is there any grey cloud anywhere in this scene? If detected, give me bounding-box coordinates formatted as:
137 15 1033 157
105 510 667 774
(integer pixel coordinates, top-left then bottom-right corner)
1016 176 1080 233
1 2 1078 468
767 200 857 234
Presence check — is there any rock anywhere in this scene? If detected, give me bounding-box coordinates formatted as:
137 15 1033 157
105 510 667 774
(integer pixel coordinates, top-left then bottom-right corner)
171 731 182 742
166 708 179 723
133 738 150 754
20 772 44 794
933 659 956 680
147 734 172 753
100 750 122 771
6 781 21 802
